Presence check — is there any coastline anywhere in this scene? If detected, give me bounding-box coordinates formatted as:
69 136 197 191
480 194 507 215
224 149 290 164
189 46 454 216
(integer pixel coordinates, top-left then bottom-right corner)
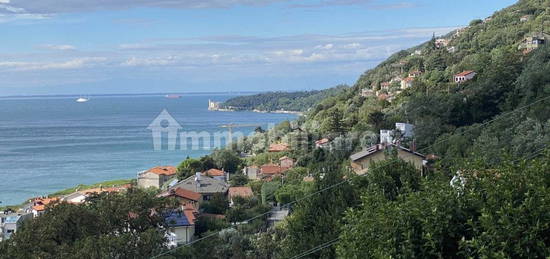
209 107 304 116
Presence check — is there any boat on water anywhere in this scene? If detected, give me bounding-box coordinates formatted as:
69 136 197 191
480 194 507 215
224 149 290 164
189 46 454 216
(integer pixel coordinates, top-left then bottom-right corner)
76 97 89 103
165 94 182 99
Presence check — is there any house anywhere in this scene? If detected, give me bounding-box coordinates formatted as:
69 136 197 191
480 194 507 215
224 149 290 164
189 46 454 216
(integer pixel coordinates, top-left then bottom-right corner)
243 166 259 180
401 77 414 89
0 212 32 241
315 138 331 149
279 156 294 168
137 166 177 189
268 143 290 152
454 71 476 83
171 173 229 201
435 38 449 48
159 188 202 208
228 187 254 206
518 32 548 52
390 77 402 83
165 209 196 246
408 70 422 78
520 15 531 22
361 89 375 97
447 46 457 53
380 82 391 89
350 144 426 175
202 168 228 182
259 164 290 179
31 197 59 217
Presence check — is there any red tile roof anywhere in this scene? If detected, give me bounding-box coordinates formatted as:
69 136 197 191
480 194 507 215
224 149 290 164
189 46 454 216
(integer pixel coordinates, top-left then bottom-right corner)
172 188 201 201
32 197 60 211
455 70 475 77
147 166 177 176
203 168 225 177
228 187 254 199
260 164 290 175
183 204 198 224
403 76 415 82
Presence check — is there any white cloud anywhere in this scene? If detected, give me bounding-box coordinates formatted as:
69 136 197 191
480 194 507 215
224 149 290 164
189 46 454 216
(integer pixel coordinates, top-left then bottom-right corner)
315 43 333 50
40 44 76 50
0 57 106 71
0 0 417 14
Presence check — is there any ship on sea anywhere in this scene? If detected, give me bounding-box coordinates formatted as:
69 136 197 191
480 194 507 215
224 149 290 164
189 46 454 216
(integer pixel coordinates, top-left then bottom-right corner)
76 97 89 103
165 94 182 99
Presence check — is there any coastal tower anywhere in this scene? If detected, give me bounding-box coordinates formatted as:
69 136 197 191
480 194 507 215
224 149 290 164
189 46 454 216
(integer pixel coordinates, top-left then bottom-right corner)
208 99 221 111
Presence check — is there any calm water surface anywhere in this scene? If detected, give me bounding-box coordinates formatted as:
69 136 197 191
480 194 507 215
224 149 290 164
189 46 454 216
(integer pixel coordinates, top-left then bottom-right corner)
0 94 296 205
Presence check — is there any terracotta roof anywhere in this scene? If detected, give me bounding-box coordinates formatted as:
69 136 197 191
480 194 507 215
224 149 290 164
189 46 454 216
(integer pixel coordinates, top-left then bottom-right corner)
162 188 202 202
268 143 290 152
260 164 290 175
403 76 415 82
279 156 292 161
455 70 475 77
203 168 225 177
32 197 60 211
147 166 177 176
228 187 254 199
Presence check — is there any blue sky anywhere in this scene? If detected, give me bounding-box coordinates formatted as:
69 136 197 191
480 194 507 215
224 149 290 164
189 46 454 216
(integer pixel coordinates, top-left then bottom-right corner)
0 0 517 95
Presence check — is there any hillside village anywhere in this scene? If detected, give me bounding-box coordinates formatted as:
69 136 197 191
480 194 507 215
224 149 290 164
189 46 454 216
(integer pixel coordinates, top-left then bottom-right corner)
2 0 550 257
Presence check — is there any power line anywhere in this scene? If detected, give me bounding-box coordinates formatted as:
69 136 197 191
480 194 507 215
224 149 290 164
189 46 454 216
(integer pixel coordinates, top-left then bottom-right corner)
151 95 550 258
290 238 340 259
288 146 550 259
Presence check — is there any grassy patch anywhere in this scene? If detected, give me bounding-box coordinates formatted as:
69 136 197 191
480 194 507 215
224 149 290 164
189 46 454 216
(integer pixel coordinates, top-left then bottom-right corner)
49 179 135 196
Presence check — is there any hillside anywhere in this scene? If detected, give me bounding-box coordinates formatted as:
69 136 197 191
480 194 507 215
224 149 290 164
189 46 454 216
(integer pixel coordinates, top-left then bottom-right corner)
301 0 550 165
220 85 348 112
3 0 550 258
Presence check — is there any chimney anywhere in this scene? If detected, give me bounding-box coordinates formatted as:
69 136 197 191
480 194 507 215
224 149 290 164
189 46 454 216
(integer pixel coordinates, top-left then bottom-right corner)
195 172 201 182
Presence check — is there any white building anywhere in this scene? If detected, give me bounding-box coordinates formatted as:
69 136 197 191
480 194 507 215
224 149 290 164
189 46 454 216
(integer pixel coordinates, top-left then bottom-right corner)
137 166 177 189
0 212 32 241
454 71 476 83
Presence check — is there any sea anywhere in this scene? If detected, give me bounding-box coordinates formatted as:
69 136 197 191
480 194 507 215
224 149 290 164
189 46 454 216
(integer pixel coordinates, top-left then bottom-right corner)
0 94 296 205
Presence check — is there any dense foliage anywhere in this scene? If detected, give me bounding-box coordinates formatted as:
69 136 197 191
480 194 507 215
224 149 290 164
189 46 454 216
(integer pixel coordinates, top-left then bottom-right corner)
0 189 172 259
221 85 348 112
3 1 549 258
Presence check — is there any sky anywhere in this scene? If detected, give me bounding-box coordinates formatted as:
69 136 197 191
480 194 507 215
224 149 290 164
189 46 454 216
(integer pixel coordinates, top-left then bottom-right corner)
0 0 517 96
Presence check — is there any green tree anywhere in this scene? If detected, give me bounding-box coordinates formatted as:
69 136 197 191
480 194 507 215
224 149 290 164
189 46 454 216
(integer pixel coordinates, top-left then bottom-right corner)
0 188 171 259
177 157 204 179
211 149 242 173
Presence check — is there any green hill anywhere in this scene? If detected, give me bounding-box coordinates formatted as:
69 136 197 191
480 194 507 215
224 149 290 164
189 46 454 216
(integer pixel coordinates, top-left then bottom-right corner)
301 0 550 165
220 85 348 112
